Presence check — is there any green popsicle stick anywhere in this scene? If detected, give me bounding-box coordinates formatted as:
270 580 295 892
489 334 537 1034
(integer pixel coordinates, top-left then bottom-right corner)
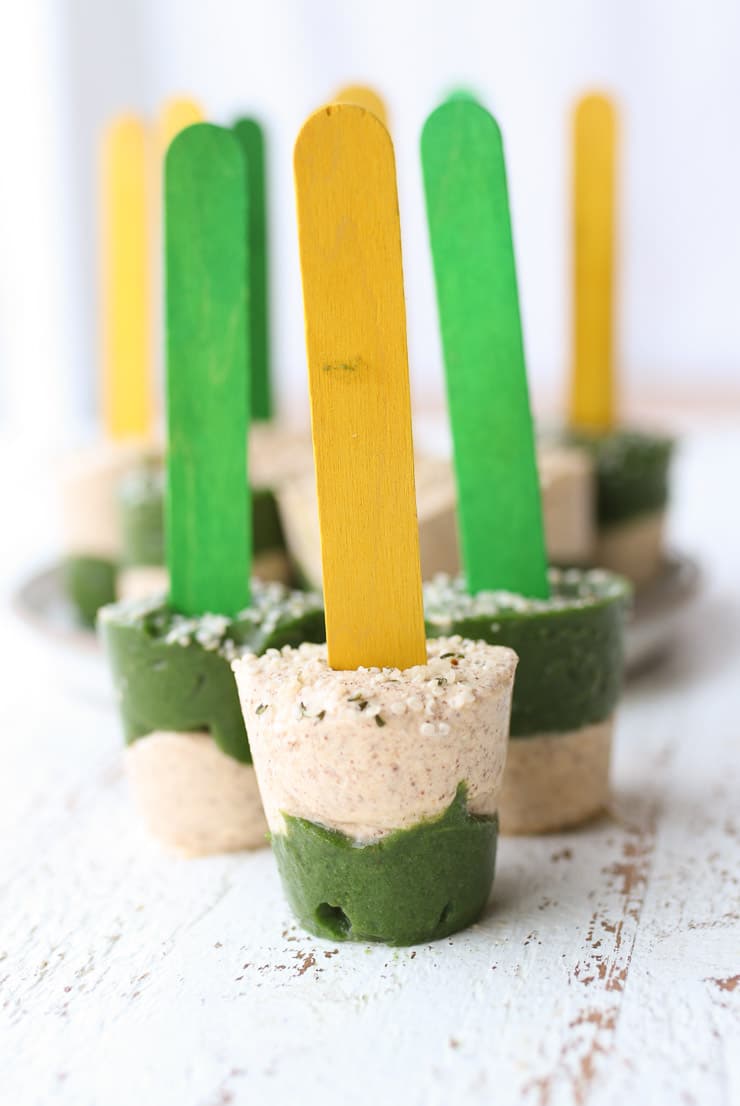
444 88 480 104
234 117 272 421
165 122 251 617
421 99 549 599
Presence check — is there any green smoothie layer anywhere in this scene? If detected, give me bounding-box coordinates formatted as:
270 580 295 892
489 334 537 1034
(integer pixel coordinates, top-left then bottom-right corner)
99 582 325 762
118 463 287 565
425 568 630 736
272 785 497 946
567 428 674 527
64 555 117 627
119 461 165 566
251 487 286 556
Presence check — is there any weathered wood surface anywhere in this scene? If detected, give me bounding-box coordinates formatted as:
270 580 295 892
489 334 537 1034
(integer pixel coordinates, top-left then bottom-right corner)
1 427 739 1106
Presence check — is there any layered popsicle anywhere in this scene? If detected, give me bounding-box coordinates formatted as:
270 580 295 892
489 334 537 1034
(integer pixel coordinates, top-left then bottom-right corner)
100 122 325 854
421 96 631 834
233 103 517 943
567 92 674 587
425 568 629 832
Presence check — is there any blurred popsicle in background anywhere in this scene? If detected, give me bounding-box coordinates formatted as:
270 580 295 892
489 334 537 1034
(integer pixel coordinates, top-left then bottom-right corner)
334 84 389 126
566 91 675 589
101 115 153 441
569 92 617 433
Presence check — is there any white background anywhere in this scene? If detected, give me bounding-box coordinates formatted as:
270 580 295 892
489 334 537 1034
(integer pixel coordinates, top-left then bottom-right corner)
1 0 740 442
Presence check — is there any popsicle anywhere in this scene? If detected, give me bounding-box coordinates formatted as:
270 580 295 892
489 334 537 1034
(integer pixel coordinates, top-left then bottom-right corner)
100 123 324 855
63 100 204 624
60 114 154 623
233 104 517 944
568 91 673 587
116 112 307 600
421 97 631 834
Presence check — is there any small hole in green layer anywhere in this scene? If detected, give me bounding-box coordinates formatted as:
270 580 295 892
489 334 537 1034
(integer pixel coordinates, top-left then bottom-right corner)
438 902 453 928
315 902 350 938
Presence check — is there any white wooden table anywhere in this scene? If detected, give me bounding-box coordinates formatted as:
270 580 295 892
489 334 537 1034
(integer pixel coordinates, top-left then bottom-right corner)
1 425 739 1106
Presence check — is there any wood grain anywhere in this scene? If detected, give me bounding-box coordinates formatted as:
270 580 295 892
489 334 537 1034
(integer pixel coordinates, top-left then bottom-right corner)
101 115 153 440
422 99 549 598
165 123 251 617
234 118 272 421
571 92 617 432
294 105 426 670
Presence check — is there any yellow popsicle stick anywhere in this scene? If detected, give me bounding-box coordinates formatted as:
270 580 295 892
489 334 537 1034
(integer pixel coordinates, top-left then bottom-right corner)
570 91 617 432
159 97 204 151
101 115 153 440
334 84 388 127
294 105 426 671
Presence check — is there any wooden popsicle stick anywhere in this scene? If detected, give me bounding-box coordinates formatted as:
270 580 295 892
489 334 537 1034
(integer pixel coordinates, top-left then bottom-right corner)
334 84 388 127
101 115 153 440
421 99 549 599
445 88 480 103
294 105 426 671
233 118 272 421
160 97 204 152
570 92 617 432
165 123 251 617
151 98 204 426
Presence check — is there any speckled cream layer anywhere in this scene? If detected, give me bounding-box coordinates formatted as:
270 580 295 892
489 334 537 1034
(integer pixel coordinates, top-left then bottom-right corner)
276 446 594 590
248 424 313 489
498 719 613 835
125 731 267 856
61 441 147 557
595 511 665 588
539 446 595 564
116 548 292 602
233 637 517 842
275 456 459 590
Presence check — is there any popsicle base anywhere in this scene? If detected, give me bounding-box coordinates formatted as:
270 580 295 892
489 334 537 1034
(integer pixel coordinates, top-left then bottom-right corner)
499 718 613 835
125 730 267 856
595 510 665 589
271 787 498 946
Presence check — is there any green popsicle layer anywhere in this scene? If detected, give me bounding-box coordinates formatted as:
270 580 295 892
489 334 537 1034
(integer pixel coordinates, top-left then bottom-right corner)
99 581 325 762
118 462 286 566
64 555 117 627
566 428 674 527
119 460 165 567
272 785 497 946
425 568 630 736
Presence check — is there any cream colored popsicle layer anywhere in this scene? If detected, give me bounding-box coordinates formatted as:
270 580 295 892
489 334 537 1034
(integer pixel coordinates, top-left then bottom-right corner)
125 730 267 855
233 636 517 842
499 719 613 835
247 422 313 489
595 510 665 588
277 445 595 590
60 441 149 559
